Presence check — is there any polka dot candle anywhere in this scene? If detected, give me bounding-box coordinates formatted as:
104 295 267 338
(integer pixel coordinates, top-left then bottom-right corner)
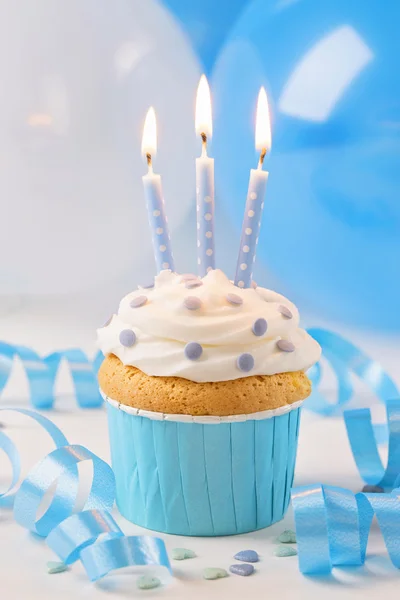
234 170 268 288
142 108 175 273
195 75 215 276
234 88 271 288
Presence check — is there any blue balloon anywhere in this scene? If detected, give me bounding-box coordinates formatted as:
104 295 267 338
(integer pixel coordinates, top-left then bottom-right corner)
212 0 400 329
162 0 249 73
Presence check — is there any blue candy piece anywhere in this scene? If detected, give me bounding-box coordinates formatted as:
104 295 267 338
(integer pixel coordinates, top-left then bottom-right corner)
184 342 203 361
274 545 297 557
119 329 136 347
184 296 202 310
362 484 384 493
278 305 293 319
236 353 254 373
130 295 147 308
277 339 295 353
229 563 254 576
234 549 259 563
226 293 243 306
252 318 268 336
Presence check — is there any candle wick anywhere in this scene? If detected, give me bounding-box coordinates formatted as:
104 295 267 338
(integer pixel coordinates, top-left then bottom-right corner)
257 147 267 170
201 132 207 158
146 152 154 174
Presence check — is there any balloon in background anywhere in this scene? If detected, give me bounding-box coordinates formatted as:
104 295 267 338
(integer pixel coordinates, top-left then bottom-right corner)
162 0 249 74
212 0 400 330
0 0 200 295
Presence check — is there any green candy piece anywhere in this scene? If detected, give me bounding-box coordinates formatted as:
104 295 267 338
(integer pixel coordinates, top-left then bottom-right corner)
203 567 229 580
171 547 196 560
274 545 298 558
277 529 296 543
137 575 161 590
47 561 69 574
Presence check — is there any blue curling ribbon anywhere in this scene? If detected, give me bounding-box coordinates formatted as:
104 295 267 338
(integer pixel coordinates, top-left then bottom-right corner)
0 408 171 582
292 484 400 574
0 341 103 409
344 399 400 489
306 328 399 416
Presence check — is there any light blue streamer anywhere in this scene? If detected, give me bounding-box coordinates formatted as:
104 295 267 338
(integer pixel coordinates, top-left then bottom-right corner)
80 535 172 582
306 328 399 416
344 399 400 489
0 341 103 409
0 408 171 582
292 484 400 574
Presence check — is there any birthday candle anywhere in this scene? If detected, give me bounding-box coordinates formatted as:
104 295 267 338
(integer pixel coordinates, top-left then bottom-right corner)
141 107 175 272
195 75 215 277
234 88 271 288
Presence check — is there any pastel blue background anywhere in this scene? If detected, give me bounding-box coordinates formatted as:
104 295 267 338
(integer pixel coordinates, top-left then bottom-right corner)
165 0 400 330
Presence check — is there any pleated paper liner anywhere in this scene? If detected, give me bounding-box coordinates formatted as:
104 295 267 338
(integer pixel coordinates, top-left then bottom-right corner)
104 394 302 537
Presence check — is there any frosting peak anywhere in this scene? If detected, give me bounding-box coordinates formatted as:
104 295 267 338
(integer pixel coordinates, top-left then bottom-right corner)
97 269 321 382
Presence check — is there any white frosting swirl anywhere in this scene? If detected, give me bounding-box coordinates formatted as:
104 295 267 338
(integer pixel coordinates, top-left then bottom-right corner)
97 269 321 383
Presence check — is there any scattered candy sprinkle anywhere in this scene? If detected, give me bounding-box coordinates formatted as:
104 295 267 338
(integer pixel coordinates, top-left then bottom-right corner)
203 568 228 580
137 575 161 590
274 545 297 557
180 273 198 282
103 316 112 327
171 548 196 560
47 561 69 575
226 293 243 306
278 305 293 319
184 296 202 311
362 484 384 493
184 342 203 361
251 281 257 289
252 318 268 336
229 563 254 576
139 282 154 289
234 549 259 563
277 339 295 353
130 295 148 308
185 280 203 289
277 529 296 543
236 353 255 373
119 329 136 347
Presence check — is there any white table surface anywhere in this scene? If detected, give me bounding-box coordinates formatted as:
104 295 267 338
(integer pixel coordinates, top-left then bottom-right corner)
1 299 400 599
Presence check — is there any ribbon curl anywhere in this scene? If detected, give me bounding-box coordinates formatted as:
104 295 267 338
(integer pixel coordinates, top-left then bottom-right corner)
0 408 171 582
305 328 399 416
292 398 400 574
0 341 103 409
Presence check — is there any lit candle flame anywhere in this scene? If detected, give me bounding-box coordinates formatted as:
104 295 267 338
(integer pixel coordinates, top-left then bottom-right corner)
195 75 212 139
142 107 157 159
255 87 271 154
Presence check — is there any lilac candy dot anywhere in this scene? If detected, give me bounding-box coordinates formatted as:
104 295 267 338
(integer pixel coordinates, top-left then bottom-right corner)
229 564 254 577
130 295 147 308
362 484 384 493
237 353 254 372
251 281 257 289
103 316 112 327
184 342 203 360
234 549 259 563
226 293 243 306
185 280 203 289
184 296 202 310
139 281 154 290
119 329 136 347
278 305 293 319
277 339 295 352
180 273 198 282
252 318 268 336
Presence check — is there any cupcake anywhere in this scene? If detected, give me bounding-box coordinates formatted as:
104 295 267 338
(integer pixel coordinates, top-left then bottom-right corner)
97 269 321 536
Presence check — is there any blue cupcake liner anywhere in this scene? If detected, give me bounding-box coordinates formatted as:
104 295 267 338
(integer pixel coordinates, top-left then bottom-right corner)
106 402 300 536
